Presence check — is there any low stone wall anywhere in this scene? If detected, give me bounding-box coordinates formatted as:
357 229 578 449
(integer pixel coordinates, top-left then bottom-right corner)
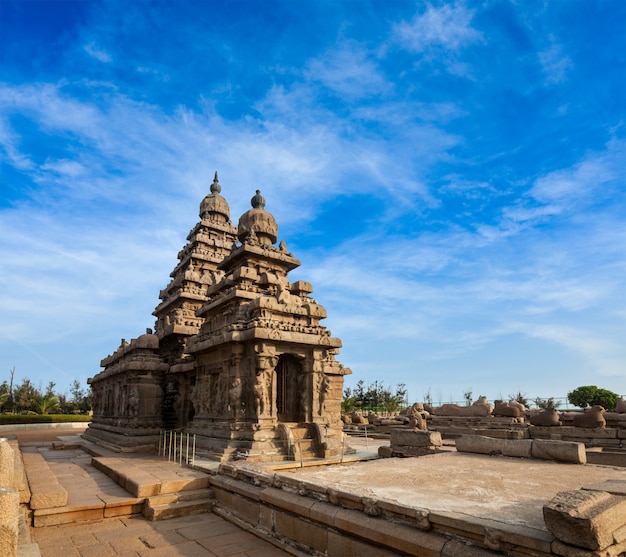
207 460 626 557
455 435 587 464
425 415 626 451
529 424 626 448
428 415 529 439
210 462 509 556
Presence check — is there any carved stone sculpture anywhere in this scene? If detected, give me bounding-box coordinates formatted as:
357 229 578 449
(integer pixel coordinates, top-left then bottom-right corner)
573 405 606 428
529 407 561 427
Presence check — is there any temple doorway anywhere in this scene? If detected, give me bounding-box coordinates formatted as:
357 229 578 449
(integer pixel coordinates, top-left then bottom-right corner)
275 354 302 422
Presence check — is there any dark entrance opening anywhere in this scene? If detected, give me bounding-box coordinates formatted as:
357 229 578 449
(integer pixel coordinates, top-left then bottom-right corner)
275 354 302 422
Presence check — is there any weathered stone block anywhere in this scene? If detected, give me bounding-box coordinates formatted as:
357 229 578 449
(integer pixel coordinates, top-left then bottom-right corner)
561 426 616 439
531 439 586 464
550 538 626 557
309 500 339 527
455 435 533 458
390 429 442 448
259 486 316 518
274 510 328 553
543 489 626 550
332 507 447 555
0 487 18 557
0 439 15 487
327 530 402 557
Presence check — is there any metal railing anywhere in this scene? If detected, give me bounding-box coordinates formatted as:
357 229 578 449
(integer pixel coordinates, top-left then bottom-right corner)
158 429 375 468
158 430 197 466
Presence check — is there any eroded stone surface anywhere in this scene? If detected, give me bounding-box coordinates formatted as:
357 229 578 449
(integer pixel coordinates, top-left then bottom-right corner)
543 489 626 550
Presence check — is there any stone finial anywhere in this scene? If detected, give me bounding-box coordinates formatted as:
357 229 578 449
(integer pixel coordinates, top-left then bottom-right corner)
251 189 265 209
211 171 221 194
237 189 277 246
200 171 231 222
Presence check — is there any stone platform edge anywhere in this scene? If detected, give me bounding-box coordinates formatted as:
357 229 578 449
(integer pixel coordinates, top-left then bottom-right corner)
0 423 89 432
209 460 555 556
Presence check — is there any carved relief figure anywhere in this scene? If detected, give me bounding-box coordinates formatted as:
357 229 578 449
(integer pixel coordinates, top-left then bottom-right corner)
318 373 330 416
254 369 271 417
228 377 243 418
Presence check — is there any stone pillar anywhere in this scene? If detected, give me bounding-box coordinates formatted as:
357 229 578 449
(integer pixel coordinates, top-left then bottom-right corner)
0 438 14 487
0 487 19 557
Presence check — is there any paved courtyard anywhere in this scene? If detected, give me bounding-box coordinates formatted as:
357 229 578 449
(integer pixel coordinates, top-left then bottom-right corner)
3 426 296 557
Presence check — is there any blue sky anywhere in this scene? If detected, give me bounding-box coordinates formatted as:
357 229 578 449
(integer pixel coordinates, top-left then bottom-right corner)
1 0 625 404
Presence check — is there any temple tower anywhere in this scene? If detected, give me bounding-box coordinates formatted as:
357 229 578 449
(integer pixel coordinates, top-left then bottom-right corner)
153 172 237 362
186 190 350 461
153 172 237 428
87 175 351 460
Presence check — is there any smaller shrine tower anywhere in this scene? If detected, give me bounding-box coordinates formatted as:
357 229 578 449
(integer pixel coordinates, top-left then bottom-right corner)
186 189 350 460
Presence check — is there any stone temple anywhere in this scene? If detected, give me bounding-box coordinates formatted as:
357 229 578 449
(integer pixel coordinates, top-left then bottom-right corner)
85 173 351 461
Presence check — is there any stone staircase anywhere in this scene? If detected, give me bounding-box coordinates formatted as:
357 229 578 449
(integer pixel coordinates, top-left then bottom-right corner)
20 439 217 527
142 487 215 521
278 422 323 461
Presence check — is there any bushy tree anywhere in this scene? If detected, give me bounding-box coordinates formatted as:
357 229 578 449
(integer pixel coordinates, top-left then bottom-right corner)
567 385 619 412
343 380 407 412
13 379 39 413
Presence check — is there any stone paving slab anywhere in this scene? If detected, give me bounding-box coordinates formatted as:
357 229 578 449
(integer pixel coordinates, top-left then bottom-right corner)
31 513 294 556
9 427 296 556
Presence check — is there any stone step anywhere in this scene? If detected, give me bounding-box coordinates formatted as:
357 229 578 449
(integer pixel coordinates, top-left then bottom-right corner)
142 488 215 521
292 438 317 452
21 451 68 510
289 427 309 440
91 455 211 497
144 487 214 507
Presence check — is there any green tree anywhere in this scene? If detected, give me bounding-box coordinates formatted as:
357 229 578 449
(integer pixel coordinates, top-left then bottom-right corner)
13 379 40 413
344 380 407 412
509 391 529 407
463 389 473 406
36 395 61 414
0 392 9 410
341 387 356 413
533 397 562 409
567 385 619 412
45 381 55 396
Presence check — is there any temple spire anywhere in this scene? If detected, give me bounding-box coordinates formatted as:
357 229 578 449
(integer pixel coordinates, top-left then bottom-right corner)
211 171 221 194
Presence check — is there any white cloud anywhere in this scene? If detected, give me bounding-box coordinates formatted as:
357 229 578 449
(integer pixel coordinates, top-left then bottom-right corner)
84 42 112 63
393 3 482 52
539 43 572 85
304 40 390 99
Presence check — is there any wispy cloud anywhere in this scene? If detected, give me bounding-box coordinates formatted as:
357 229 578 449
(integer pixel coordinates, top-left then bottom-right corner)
2 0 625 401
393 3 483 53
84 42 112 63
304 40 390 100
538 41 572 85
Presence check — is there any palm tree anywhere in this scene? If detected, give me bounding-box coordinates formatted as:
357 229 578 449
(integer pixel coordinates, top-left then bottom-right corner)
36 395 61 415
